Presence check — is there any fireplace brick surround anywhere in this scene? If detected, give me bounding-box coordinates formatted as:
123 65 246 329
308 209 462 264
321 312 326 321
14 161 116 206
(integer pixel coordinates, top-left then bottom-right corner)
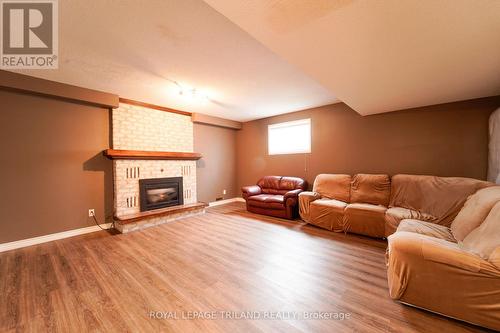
111 102 203 233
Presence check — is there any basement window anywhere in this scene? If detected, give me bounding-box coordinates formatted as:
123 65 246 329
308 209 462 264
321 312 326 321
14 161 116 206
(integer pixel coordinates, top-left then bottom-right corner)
268 118 311 155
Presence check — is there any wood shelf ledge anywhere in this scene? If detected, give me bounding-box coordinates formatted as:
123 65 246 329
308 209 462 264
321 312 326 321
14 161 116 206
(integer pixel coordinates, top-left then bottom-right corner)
115 202 208 224
104 149 202 160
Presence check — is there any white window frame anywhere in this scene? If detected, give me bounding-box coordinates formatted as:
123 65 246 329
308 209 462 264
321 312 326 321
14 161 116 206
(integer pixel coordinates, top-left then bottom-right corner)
268 118 311 155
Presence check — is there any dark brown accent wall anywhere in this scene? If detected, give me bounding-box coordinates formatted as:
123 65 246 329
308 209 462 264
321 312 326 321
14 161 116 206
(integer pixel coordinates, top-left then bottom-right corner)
236 97 500 190
0 89 112 243
194 123 238 203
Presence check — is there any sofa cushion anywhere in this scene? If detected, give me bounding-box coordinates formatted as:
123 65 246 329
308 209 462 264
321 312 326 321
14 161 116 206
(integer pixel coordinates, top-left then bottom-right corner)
310 198 347 232
451 186 500 241
385 207 437 237
389 174 491 227
397 219 456 242
257 176 284 194
343 203 386 238
490 247 500 270
280 176 307 191
257 176 307 195
462 201 500 260
312 174 351 202
350 174 391 206
247 194 284 209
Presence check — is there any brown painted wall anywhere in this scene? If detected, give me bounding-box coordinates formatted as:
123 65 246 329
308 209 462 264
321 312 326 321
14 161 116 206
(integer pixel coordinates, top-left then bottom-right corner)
0 90 112 243
194 123 238 202
236 97 500 190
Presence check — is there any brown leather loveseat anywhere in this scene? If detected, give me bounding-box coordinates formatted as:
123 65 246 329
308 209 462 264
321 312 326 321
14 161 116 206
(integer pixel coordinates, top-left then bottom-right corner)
242 176 307 219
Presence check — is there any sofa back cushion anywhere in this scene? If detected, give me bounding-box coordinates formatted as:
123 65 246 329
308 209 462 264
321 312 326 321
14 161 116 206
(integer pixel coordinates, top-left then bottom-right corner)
389 174 491 227
451 186 500 241
280 176 307 192
258 176 283 194
313 174 351 202
258 176 306 195
350 174 390 206
461 201 500 260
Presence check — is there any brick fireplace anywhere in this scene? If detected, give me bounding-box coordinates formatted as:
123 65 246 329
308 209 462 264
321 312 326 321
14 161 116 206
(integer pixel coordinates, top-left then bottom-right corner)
109 102 205 233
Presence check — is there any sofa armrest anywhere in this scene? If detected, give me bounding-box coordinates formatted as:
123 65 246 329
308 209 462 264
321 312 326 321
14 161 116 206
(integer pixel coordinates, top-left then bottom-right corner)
298 191 321 222
284 189 303 205
388 231 485 273
241 185 261 200
298 191 321 203
386 231 500 324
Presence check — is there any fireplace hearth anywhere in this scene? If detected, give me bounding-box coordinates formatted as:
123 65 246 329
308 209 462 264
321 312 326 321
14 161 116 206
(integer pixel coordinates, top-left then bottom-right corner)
139 177 183 212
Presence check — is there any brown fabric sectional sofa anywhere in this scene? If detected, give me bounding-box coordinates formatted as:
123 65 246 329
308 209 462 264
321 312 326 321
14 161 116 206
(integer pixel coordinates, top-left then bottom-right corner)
299 173 500 330
299 173 490 238
387 186 500 331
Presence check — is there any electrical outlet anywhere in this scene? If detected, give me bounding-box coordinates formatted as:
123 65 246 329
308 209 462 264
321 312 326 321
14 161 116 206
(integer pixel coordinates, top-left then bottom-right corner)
88 209 95 217
223 189 227 195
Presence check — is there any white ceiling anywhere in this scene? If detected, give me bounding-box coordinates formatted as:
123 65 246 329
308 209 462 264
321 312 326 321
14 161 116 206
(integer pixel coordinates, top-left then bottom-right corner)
12 0 337 121
204 0 500 115
12 0 500 120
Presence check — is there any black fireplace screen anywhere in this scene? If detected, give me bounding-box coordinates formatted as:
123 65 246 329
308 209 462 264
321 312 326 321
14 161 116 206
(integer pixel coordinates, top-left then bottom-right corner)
139 177 183 211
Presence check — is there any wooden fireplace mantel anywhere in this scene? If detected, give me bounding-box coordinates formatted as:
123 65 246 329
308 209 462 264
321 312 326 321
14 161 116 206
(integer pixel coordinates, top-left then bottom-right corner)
103 149 202 160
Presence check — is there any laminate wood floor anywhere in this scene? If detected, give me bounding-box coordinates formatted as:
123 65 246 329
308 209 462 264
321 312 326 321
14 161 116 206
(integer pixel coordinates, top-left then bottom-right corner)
0 202 492 332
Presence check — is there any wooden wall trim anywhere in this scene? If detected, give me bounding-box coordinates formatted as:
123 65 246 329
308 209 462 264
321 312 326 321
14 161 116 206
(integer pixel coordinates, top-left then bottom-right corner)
0 223 112 252
119 97 192 116
0 70 119 109
192 112 242 130
103 149 202 160
114 202 208 224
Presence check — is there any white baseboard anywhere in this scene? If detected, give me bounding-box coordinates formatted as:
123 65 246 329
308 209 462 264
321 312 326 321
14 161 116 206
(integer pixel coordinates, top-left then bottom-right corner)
0 223 112 253
1 198 247 252
208 197 245 207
